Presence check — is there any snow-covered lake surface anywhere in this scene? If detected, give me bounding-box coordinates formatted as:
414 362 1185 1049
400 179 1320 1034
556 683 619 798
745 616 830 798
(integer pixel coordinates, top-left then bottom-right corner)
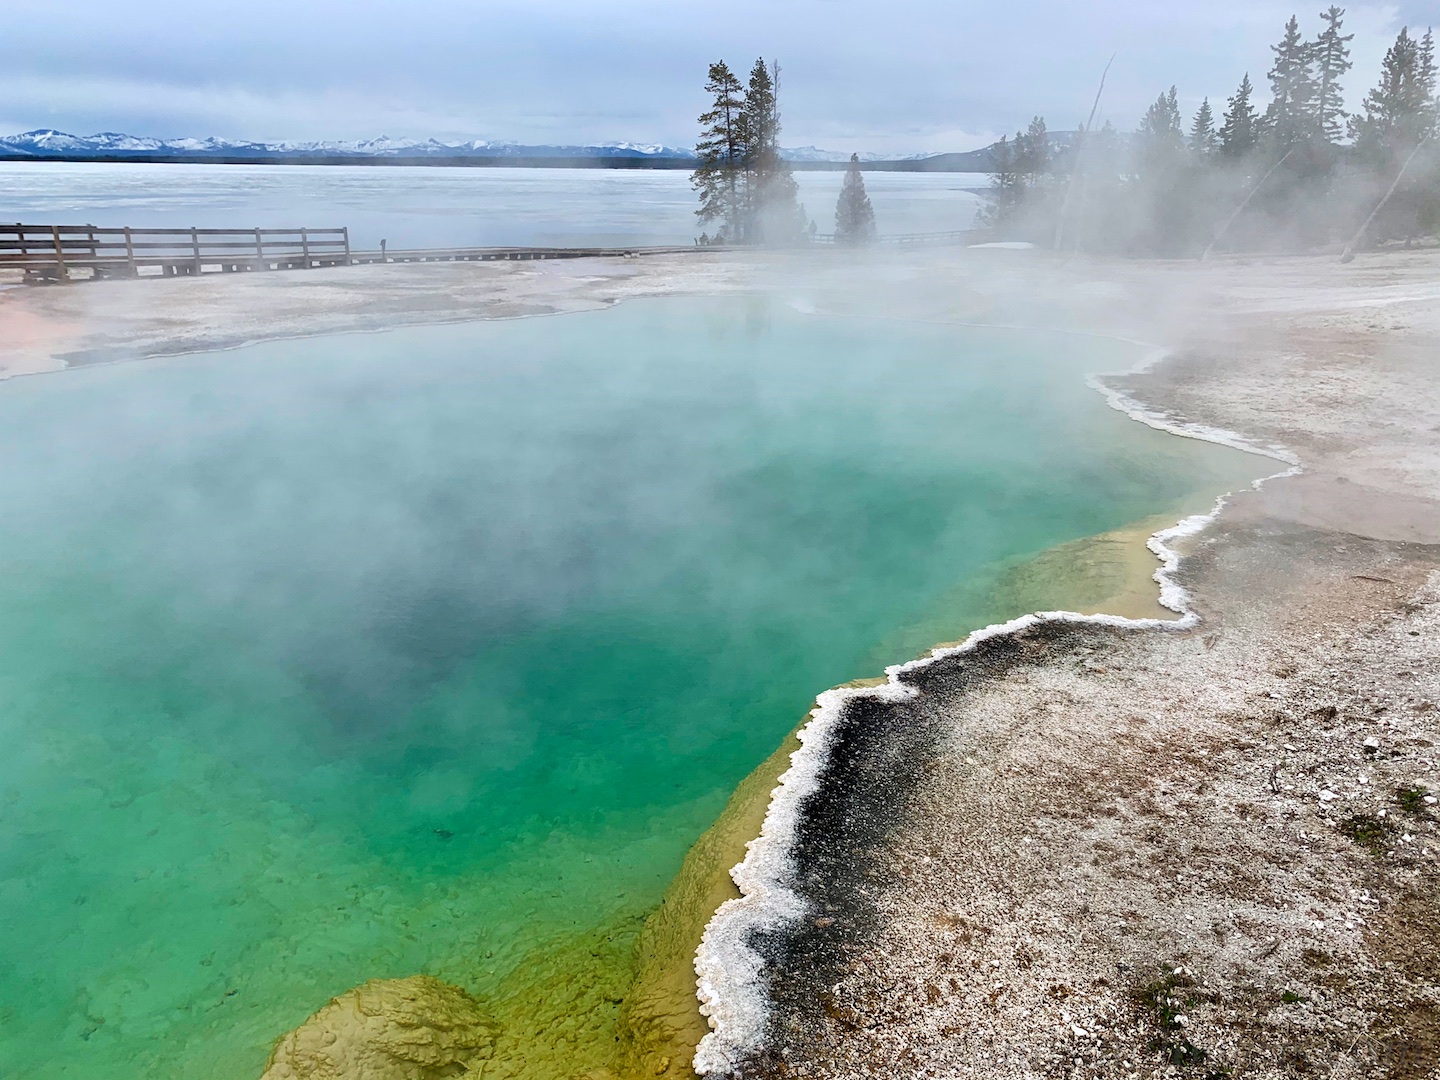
0 162 988 249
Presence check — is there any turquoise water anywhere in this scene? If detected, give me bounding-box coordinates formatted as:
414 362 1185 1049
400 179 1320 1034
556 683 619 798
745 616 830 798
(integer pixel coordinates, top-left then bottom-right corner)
0 298 1260 1077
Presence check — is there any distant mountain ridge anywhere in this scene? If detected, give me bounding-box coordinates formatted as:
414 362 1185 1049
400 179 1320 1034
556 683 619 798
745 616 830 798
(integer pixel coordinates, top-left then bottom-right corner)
0 129 1014 171
0 129 699 160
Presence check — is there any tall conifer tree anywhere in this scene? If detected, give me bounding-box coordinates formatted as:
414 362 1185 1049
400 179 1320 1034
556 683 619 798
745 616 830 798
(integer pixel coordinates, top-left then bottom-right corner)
1420 28 1439 138
692 62 744 242
1137 86 1185 173
1015 115 1051 180
1350 27 1431 159
1132 88 1188 253
834 154 876 243
983 135 1023 225
1220 73 1262 158
1314 6 1354 143
738 58 806 243
1190 98 1219 157
1267 15 1320 146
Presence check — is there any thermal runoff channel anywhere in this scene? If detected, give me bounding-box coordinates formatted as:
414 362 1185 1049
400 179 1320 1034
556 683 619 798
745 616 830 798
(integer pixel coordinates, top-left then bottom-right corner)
0 297 1262 1077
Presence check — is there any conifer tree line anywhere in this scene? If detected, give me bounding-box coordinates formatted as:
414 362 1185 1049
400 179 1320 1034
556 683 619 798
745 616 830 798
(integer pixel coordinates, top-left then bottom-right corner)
692 58 812 244
986 11 1440 255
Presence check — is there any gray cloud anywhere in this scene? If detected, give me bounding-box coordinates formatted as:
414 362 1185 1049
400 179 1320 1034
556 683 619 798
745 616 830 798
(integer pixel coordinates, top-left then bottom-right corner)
1 1 1429 152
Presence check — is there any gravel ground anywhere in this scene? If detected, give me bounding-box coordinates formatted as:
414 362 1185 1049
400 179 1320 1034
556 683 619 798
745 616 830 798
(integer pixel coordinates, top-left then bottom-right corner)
744 532 1439 1079
719 249 1440 1079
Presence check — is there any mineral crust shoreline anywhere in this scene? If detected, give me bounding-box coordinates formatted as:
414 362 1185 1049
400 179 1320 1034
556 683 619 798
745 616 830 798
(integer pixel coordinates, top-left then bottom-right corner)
712 250 1440 1079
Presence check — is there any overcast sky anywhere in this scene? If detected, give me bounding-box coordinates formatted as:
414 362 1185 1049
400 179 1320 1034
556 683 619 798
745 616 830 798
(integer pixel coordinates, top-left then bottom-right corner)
2 1 1433 153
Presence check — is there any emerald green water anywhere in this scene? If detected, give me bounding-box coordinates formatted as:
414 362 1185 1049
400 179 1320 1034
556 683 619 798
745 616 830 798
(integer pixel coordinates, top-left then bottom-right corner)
0 298 1262 1077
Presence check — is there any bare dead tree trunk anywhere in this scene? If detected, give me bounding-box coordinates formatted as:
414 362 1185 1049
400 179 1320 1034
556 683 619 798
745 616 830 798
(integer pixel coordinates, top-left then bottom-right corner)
1340 138 1430 263
1054 55 1115 254
1200 147 1295 261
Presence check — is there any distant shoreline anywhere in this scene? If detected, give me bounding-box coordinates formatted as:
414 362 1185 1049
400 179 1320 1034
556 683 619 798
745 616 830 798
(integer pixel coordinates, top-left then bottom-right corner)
0 153 992 173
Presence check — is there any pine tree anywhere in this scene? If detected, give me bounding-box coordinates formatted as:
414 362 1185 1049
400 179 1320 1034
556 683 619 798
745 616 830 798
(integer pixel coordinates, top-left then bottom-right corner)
1420 28 1439 139
1137 86 1185 173
738 59 774 164
1015 115 1051 180
1350 27 1431 160
1078 120 1126 249
1190 98 1219 157
1220 73 1262 158
1092 120 1124 180
1131 88 1189 253
691 61 744 242
737 58 806 243
1313 6 1354 143
834 154 876 243
1266 15 1320 147
982 135 1023 226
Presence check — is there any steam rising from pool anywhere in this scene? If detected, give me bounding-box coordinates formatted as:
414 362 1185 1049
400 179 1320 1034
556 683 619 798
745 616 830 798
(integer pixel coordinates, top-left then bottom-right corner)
0 297 1263 1077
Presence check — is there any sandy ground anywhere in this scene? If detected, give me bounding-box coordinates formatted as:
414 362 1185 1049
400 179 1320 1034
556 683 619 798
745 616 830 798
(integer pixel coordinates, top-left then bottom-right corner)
3 246 1437 1080
0 255 739 377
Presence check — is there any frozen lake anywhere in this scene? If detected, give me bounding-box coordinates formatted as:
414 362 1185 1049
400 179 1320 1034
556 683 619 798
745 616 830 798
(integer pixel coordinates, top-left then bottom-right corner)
0 162 989 249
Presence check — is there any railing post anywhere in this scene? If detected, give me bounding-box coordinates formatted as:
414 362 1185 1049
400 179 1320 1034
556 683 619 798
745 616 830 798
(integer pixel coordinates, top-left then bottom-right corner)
50 225 70 283
124 227 137 277
342 226 351 265
254 228 265 269
301 227 311 268
380 239 387 263
17 224 28 258
190 227 202 275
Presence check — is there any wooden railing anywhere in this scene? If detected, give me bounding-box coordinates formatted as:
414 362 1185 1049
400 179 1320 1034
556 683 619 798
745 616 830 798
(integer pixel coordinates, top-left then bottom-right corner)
0 220 993 285
0 224 350 282
0 224 717 283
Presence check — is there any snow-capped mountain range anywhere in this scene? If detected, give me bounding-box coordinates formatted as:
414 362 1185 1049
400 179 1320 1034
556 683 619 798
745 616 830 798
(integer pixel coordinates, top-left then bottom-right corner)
0 129 938 164
0 129 698 159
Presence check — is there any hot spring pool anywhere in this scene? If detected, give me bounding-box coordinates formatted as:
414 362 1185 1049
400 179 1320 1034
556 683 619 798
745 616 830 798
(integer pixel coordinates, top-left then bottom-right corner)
0 297 1264 1077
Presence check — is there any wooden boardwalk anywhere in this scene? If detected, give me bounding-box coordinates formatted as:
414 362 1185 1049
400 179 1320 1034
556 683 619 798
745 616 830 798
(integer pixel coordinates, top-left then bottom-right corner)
0 223 708 284
1 224 355 282
1 222 985 284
